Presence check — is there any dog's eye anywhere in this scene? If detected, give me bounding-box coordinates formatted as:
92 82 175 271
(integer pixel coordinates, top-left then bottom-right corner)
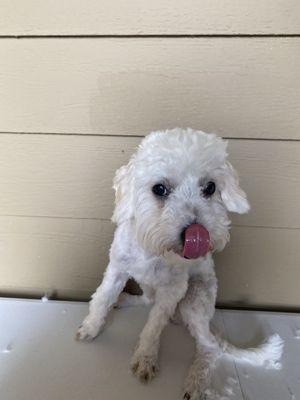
203 181 216 197
152 184 169 197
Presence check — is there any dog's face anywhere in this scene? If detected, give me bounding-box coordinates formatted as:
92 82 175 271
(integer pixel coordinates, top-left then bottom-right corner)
113 129 249 261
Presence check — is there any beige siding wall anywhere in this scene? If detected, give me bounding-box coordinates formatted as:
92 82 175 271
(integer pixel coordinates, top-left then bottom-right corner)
0 1 299 308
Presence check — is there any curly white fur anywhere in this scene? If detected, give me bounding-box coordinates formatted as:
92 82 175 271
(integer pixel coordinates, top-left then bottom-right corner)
77 128 284 399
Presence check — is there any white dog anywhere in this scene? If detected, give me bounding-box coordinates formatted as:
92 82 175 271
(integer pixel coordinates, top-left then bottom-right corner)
77 128 283 399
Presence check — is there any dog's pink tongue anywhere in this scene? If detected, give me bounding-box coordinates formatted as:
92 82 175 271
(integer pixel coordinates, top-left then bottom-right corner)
182 224 210 259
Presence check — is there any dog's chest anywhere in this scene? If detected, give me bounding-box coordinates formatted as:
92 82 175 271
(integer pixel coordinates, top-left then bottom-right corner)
130 257 186 287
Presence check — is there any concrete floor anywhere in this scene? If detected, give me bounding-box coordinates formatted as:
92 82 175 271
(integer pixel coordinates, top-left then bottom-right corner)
0 298 299 400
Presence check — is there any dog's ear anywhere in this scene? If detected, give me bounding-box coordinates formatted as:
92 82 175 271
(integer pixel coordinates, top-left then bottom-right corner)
111 159 135 224
220 162 250 214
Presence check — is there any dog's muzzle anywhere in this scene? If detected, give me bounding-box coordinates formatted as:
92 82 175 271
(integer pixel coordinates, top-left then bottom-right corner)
181 224 210 259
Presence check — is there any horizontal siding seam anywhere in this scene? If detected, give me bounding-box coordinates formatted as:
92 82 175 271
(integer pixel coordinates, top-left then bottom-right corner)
0 214 299 231
1 132 300 143
0 34 300 39
0 214 112 222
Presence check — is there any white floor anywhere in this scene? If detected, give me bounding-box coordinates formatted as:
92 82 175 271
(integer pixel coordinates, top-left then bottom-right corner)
0 298 299 400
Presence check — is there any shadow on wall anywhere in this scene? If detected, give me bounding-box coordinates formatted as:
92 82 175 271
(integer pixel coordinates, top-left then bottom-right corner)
89 70 238 137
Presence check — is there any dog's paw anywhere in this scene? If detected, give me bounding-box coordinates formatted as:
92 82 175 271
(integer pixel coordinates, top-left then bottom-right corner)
183 374 209 400
131 352 158 383
184 387 228 400
75 317 104 341
183 390 207 400
183 389 209 400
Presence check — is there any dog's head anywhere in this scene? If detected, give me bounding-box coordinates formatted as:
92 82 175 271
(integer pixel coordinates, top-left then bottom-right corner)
112 128 249 262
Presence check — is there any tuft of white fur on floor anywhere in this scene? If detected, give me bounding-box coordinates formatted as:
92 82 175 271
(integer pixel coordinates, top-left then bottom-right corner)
41 295 49 302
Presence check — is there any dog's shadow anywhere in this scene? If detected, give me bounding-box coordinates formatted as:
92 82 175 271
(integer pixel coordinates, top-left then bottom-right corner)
213 306 275 348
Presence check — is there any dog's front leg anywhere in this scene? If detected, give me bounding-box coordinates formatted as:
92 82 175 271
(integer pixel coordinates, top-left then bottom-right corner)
183 347 219 400
131 279 188 382
179 275 219 400
76 263 128 341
